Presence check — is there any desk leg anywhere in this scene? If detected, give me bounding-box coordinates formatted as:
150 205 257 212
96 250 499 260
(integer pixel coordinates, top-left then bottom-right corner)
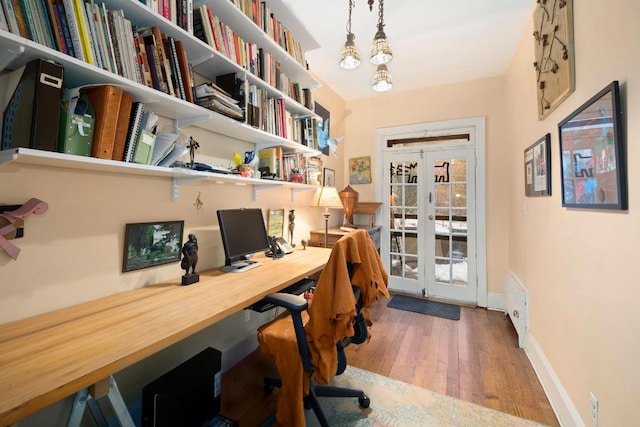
67 376 135 427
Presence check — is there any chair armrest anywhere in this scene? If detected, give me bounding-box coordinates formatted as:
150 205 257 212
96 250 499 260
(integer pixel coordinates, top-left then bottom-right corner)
264 293 308 312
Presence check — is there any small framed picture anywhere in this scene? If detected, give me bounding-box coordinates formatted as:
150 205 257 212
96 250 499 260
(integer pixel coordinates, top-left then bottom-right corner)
267 209 285 237
524 133 551 197
323 168 335 187
123 221 184 272
349 156 372 184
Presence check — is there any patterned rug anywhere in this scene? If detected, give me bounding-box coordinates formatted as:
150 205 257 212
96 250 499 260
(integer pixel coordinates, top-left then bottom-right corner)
306 366 547 427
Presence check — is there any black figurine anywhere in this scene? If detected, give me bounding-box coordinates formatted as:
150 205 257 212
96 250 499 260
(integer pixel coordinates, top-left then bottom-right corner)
181 233 199 285
288 209 296 247
186 137 200 168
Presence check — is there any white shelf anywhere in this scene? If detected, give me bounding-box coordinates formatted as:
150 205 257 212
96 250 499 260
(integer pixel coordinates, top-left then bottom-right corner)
0 148 318 201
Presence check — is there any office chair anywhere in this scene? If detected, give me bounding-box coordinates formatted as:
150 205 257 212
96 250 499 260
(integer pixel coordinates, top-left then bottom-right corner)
257 230 389 427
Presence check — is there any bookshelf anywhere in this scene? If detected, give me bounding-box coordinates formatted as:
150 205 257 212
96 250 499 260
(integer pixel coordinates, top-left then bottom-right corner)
0 147 316 201
0 0 322 180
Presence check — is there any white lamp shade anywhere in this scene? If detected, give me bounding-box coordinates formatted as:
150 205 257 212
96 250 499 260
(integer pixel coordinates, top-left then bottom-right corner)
310 187 344 209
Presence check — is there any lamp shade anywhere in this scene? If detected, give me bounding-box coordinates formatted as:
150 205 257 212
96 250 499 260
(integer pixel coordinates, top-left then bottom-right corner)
310 187 344 209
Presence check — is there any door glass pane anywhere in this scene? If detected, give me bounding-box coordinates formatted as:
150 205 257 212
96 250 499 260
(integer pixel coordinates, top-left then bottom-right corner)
432 157 468 287
388 161 420 281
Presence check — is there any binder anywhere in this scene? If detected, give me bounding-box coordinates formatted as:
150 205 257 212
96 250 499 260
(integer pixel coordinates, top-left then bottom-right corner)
132 129 156 165
124 102 144 162
85 85 123 159
111 93 133 161
1 59 64 152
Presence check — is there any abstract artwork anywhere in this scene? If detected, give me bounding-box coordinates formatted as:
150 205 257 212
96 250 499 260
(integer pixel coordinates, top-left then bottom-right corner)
533 0 575 120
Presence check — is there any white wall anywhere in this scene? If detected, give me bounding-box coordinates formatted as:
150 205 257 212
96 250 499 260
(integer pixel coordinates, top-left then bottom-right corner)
504 1 640 425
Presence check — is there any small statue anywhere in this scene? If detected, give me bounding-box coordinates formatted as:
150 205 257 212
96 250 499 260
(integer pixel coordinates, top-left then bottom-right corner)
186 136 200 168
180 233 199 285
288 209 296 247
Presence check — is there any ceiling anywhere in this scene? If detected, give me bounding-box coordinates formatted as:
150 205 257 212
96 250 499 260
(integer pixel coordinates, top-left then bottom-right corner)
280 0 534 101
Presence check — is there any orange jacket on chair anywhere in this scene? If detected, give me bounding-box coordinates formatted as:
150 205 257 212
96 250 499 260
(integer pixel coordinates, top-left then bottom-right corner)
258 229 389 426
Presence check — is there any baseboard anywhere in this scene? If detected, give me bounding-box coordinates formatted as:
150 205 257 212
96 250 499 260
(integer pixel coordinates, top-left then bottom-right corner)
219 330 260 372
525 333 585 427
487 291 505 311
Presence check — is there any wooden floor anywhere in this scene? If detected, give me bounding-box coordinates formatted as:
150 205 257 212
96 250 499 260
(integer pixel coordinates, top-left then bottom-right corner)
221 298 560 426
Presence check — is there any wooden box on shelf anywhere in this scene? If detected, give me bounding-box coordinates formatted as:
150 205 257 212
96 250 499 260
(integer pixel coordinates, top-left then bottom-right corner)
309 226 381 251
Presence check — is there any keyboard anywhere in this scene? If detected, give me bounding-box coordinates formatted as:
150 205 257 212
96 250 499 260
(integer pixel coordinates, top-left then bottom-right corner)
248 278 315 312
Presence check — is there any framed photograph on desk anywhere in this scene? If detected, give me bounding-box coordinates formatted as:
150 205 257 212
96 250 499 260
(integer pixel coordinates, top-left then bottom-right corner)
267 209 285 237
123 221 184 272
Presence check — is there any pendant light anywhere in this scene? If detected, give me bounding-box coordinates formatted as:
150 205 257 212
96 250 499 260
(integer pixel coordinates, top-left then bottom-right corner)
372 64 393 92
339 0 360 70
369 0 392 65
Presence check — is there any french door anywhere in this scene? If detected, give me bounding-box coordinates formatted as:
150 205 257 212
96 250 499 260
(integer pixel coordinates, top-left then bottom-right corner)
378 118 485 305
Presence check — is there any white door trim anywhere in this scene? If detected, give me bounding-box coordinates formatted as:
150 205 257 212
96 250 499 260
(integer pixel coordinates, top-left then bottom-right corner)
375 117 487 307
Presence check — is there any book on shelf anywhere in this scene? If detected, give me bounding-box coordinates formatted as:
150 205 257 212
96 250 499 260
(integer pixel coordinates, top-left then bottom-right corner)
111 92 133 161
0 1 9 32
126 110 157 165
85 84 123 160
175 40 194 103
1 0 20 36
61 0 84 61
71 0 95 64
162 33 186 101
123 101 144 162
52 0 75 57
142 31 168 94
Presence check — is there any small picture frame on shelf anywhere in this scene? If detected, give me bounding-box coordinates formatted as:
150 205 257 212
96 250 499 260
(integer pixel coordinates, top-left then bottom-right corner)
306 157 323 186
323 168 335 187
123 221 184 272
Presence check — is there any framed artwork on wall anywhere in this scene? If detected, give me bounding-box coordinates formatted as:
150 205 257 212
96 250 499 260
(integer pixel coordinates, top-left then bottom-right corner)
524 133 551 197
533 0 575 120
558 81 627 210
315 102 330 156
123 221 184 272
349 156 372 184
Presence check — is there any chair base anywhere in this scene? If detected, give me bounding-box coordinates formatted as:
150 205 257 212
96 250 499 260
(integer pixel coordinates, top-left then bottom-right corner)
261 377 370 427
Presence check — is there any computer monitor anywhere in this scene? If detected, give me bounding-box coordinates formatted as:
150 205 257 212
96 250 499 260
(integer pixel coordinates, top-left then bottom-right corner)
217 208 271 272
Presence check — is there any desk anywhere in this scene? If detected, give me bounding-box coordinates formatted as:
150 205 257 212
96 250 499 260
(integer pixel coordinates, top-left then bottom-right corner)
0 247 330 425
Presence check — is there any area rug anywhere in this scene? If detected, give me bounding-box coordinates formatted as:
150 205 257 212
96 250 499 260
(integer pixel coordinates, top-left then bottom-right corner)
387 294 461 320
306 366 547 426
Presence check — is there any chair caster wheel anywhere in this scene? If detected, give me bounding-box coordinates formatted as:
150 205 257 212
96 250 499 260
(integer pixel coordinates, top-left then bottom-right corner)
359 395 370 408
263 383 275 395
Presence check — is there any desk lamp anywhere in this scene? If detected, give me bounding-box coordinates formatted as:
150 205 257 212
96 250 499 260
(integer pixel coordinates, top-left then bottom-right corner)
310 187 344 247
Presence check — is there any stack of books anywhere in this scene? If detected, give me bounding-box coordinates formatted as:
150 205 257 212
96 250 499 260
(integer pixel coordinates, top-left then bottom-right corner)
194 82 244 121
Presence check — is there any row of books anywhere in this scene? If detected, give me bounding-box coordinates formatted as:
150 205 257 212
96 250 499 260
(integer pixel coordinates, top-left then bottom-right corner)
138 0 193 34
257 147 321 185
0 0 195 103
59 85 184 167
192 3 308 106
247 84 318 147
231 0 307 68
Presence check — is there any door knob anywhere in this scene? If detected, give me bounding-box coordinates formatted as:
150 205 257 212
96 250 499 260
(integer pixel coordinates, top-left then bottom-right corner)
428 215 434 220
